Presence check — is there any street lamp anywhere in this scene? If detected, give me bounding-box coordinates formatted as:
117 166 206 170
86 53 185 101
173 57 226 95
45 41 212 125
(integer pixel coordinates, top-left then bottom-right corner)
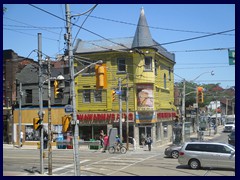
181 71 214 143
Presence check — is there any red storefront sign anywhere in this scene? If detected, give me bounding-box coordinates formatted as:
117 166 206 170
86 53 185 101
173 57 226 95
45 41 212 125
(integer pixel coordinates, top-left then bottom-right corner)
77 112 134 122
157 112 176 119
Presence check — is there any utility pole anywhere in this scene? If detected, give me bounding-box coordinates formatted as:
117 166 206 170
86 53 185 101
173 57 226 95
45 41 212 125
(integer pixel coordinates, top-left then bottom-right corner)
181 80 186 143
38 33 44 174
118 78 123 142
215 99 218 134
47 57 52 175
18 82 22 148
65 4 80 176
126 74 129 150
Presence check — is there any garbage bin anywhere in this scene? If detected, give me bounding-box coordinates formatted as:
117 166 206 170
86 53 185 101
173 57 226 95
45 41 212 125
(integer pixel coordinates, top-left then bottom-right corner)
57 137 66 149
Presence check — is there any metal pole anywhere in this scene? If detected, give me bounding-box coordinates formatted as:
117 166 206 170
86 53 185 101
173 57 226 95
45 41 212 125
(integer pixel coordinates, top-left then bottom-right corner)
196 86 199 139
65 4 80 176
126 74 129 150
226 98 228 116
118 78 122 142
181 80 186 143
47 57 52 175
38 33 44 174
215 99 218 134
18 82 22 148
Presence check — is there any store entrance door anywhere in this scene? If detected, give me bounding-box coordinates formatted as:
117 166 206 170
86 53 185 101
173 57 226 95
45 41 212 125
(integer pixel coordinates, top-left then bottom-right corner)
139 126 151 145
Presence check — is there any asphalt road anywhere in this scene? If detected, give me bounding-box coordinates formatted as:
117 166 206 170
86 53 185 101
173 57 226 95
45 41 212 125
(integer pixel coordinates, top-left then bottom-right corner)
3 127 235 176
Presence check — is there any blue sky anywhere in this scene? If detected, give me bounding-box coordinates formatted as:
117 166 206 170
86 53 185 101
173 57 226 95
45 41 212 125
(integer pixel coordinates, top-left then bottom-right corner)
3 4 235 88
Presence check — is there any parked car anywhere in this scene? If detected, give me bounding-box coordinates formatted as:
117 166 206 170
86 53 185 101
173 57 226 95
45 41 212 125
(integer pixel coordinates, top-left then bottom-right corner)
228 130 235 146
178 142 235 170
224 121 235 132
164 144 182 159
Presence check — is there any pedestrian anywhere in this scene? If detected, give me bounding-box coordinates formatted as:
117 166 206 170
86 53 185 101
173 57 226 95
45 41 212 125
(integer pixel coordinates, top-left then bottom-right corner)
132 137 136 151
99 130 104 148
20 131 24 147
102 134 109 153
146 135 152 151
141 133 146 147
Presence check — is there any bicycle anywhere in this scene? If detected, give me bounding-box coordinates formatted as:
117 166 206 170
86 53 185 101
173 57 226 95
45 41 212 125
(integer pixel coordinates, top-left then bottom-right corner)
108 144 127 154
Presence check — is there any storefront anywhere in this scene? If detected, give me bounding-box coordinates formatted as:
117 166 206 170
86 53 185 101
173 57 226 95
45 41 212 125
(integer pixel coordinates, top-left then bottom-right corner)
77 112 135 142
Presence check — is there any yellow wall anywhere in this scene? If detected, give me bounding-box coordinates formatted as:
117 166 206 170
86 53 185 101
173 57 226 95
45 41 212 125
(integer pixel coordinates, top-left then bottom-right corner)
13 107 66 125
74 49 175 113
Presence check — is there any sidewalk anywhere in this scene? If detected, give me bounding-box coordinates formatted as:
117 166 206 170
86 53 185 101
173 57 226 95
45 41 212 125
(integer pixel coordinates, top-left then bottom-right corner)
3 125 224 151
190 125 224 141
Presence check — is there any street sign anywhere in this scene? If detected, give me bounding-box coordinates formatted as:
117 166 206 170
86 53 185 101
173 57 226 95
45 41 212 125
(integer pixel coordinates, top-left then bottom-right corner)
64 105 73 113
116 90 122 95
228 49 235 65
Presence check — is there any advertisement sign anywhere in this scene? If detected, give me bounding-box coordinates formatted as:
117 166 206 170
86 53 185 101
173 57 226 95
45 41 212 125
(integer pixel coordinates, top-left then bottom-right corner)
137 84 154 111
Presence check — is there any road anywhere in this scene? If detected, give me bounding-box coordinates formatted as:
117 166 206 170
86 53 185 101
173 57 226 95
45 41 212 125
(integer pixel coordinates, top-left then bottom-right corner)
3 128 235 176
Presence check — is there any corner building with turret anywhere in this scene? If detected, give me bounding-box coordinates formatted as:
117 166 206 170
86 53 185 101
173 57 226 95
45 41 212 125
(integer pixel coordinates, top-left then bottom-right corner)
74 8 176 147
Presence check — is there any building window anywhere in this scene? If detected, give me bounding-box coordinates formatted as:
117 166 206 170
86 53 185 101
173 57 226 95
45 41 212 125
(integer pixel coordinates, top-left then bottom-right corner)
25 89 32 103
117 58 126 72
94 90 102 102
164 74 167 89
25 125 40 141
83 90 91 103
169 68 171 81
154 60 158 76
144 56 152 71
121 87 127 101
81 60 97 75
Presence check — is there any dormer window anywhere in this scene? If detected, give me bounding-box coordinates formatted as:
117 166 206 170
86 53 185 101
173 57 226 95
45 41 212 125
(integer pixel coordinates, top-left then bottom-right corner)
144 56 152 71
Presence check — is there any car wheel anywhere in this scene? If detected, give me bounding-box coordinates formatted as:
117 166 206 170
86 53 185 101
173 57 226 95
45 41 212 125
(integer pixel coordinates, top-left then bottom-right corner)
171 150 179 159
189 159 200 169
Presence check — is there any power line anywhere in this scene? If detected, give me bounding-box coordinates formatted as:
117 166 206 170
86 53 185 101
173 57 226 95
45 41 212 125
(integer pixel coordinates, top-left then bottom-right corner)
84 14 235 36
28 4 235 51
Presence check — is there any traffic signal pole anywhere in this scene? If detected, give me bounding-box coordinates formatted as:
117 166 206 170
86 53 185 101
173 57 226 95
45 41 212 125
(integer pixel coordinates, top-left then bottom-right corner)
181 80 186 143
65 4 80 176
38 33 44 174
118 78 123 143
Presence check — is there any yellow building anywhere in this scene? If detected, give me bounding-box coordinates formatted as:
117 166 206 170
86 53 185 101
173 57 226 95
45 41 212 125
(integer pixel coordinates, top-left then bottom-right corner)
74 8 176 146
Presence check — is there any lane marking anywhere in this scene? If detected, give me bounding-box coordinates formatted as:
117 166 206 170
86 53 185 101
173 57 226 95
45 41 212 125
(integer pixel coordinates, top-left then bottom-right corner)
52 159 90 173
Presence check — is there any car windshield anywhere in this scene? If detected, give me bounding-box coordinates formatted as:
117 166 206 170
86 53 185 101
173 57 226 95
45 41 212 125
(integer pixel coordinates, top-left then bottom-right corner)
226 122 234 124
228 144 235 150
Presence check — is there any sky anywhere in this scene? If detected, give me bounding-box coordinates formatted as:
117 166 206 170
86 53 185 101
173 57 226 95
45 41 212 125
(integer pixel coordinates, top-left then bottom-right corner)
3 4 235 88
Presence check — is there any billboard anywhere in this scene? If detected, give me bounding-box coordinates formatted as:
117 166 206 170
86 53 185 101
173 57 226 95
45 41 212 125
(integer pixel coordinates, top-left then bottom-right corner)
137 84 154 111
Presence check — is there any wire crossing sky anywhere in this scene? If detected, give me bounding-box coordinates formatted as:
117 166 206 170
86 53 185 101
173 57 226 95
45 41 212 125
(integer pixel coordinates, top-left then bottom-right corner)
3 4 235 88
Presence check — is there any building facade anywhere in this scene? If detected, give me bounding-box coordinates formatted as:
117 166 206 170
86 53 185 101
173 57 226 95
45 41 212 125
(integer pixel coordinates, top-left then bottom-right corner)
73 8 176 146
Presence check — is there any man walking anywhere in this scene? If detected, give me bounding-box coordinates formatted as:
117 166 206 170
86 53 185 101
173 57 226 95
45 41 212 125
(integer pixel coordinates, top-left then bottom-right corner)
146 135 152 151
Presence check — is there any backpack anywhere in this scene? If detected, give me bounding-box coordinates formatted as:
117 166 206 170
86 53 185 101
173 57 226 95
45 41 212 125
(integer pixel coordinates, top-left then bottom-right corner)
146 137 151 144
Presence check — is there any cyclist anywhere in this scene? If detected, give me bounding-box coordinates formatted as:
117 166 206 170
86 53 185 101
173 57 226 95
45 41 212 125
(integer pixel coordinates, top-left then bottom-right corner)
115 135 121 151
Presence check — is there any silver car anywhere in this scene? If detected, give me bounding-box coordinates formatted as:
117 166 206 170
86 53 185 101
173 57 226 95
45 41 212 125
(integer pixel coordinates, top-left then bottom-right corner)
178 142 235 170
164 144 182 159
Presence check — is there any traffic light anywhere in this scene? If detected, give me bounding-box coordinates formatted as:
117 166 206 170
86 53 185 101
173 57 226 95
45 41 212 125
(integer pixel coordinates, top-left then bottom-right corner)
111 90 116 102
33 117 41 130
62 115 71 133
54 80 64 98
197 86 204 103
95 64 107 89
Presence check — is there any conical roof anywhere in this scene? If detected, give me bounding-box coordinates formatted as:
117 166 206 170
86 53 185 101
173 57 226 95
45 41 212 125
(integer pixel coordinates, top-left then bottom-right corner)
132 7 154 49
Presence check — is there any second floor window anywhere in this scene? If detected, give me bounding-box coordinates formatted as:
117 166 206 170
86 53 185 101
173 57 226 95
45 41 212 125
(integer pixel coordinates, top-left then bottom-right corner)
83 90 91 103
117 58 126 72
25 89 32 103
164 74 167 89
144 56 152 71
94 90 102 102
